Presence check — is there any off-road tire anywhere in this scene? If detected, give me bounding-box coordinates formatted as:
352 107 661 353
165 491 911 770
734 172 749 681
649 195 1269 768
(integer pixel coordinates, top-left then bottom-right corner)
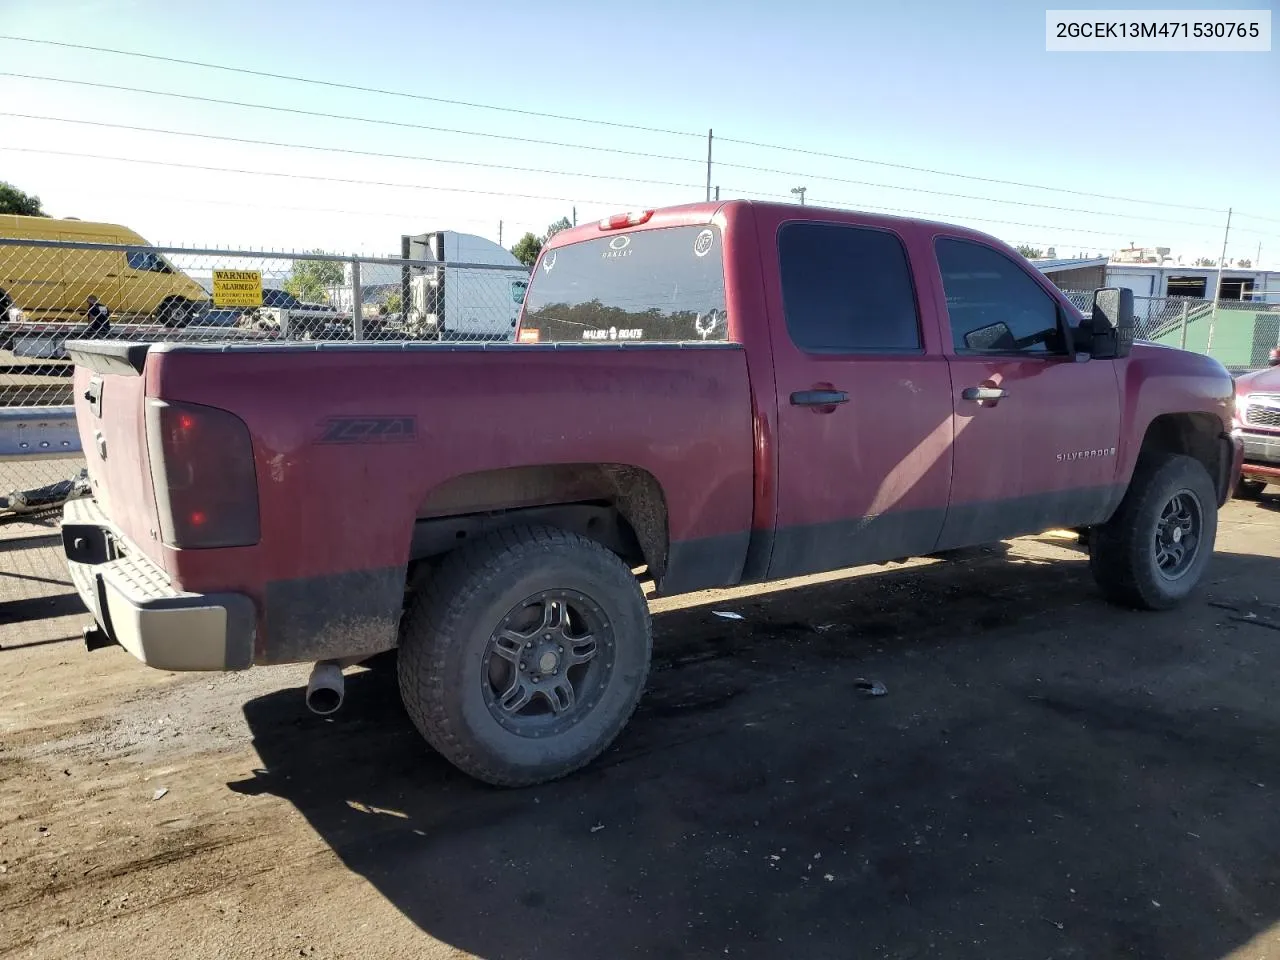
1089 453 1218 610
397 525 652 787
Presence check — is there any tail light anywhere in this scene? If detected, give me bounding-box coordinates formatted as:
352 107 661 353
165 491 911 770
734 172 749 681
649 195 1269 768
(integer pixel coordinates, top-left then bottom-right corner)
145 399 260 548
598 210 654 230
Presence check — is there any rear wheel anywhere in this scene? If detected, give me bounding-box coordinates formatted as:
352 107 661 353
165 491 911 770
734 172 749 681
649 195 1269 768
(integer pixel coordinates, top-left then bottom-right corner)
155 298 194 327
1089 453 1218 610
397 525 652 787
1236 478 1266 501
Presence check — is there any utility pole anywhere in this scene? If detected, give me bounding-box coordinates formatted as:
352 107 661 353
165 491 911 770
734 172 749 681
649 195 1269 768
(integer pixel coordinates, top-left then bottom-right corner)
498 220 503 247
705 129 713 202
791 186 807 206
1205 207 1232 353
572 206 577 227
714 186 720 202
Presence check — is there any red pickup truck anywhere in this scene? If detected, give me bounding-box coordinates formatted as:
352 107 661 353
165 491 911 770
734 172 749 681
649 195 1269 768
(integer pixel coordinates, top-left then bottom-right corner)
1232 363 1280 497
62 201 1241 787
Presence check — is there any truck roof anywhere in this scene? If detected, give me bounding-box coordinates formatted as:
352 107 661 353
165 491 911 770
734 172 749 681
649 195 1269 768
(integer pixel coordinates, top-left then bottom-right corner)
542 199 1007 253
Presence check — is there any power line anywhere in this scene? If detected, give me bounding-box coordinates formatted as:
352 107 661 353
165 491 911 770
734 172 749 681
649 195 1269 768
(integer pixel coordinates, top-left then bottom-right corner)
1236 211 1280 226
0 112 707 192
0 37 1248 218
0 73 704 167
715 158 1222 228
47 184 543 234
0 146 642 208
0 109 1230 232
1 143 1233 251
0 35 703 140
1229 225 1280 239
718 136 1227 214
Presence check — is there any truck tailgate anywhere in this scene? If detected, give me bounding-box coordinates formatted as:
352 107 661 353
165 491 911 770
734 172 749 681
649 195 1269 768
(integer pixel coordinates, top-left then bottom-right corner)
68 342 165 568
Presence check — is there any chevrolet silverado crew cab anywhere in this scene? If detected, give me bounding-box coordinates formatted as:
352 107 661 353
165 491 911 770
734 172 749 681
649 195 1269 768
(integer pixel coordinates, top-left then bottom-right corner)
61 201 1242 787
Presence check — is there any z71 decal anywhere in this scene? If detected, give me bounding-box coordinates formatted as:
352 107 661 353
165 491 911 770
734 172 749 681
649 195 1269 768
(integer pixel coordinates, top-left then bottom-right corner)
318 416 417 444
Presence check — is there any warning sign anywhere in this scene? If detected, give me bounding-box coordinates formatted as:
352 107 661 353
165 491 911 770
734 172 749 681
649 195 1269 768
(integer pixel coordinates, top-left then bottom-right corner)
212 269 263 307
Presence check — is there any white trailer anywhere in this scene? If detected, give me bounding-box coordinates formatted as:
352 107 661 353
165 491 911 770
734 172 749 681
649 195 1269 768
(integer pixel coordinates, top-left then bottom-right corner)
402 231 529 341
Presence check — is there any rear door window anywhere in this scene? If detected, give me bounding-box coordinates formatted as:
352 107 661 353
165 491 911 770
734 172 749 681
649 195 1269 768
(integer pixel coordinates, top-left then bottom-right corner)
778 222 920 352
521 224 727 343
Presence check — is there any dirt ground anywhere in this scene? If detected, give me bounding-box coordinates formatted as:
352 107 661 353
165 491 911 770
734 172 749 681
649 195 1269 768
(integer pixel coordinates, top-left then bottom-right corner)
3 500 1280 960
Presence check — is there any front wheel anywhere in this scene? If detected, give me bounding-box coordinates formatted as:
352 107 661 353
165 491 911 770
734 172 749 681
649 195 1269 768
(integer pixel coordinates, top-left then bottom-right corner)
397 526 652 787
1089 453 1218 610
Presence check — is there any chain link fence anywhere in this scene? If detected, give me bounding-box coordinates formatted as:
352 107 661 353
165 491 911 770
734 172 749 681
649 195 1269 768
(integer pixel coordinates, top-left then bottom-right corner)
1 237 529 506
4 235 1279 510
1063 289 1280 372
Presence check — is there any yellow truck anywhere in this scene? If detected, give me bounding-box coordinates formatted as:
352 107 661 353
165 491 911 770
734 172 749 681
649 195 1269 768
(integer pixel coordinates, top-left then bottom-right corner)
0 215 208 327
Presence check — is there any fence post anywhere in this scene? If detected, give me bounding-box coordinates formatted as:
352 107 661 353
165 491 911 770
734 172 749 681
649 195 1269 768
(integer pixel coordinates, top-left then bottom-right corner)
1179 301 1189 350
351 258 364 342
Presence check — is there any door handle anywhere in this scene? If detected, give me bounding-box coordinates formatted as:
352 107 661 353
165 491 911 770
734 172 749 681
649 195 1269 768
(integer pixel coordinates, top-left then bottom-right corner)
961 386 1007 402
791 389 849 407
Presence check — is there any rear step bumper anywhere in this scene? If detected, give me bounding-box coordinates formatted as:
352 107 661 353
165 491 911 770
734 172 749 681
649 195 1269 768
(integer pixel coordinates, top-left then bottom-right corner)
61 498 256 671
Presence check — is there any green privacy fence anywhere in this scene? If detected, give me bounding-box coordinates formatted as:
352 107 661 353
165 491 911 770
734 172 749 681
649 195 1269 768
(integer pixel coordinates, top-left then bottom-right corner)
1064 291 1280 371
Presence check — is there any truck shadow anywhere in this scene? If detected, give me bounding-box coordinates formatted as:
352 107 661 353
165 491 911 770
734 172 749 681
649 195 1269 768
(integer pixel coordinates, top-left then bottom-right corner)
235 545 1280 959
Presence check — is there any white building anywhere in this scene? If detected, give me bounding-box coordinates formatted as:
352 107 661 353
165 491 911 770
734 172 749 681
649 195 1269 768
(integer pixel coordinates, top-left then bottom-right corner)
1105 264 1280 302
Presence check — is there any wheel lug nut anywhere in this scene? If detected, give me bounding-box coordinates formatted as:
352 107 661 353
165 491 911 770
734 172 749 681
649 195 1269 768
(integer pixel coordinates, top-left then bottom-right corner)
526 641 533 649
520 661 527 670
558 646 563 653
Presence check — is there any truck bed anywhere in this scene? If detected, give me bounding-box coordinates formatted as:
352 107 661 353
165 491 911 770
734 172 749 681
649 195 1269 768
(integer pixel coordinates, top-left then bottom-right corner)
69 339 756 665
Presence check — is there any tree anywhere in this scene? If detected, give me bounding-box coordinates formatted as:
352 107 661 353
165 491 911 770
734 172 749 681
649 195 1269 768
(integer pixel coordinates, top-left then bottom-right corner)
544 216 573 240
382 292 402 315
511 232 543 267
1015 245 1044 259
510 217 575 266
1236 258 1253 268
1193 257 1217 267
0 181 46 216
284 251 345 303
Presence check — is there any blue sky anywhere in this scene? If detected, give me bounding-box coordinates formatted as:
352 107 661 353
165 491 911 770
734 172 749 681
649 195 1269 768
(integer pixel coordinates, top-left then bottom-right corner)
0 0 1275 261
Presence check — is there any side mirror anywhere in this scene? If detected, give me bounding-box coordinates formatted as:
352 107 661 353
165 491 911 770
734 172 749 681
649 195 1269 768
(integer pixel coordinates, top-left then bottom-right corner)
1087 287 1134 359
964 321 1015 352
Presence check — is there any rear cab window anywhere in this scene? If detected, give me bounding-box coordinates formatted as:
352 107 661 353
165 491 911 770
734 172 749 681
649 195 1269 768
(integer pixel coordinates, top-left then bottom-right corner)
520 224 727 343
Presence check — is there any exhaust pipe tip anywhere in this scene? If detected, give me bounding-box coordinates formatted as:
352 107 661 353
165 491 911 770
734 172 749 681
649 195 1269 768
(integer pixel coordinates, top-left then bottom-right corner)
305 661 345 716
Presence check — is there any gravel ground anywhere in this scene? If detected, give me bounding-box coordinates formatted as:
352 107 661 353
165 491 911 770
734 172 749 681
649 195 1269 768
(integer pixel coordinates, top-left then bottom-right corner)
3 500 1280 959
